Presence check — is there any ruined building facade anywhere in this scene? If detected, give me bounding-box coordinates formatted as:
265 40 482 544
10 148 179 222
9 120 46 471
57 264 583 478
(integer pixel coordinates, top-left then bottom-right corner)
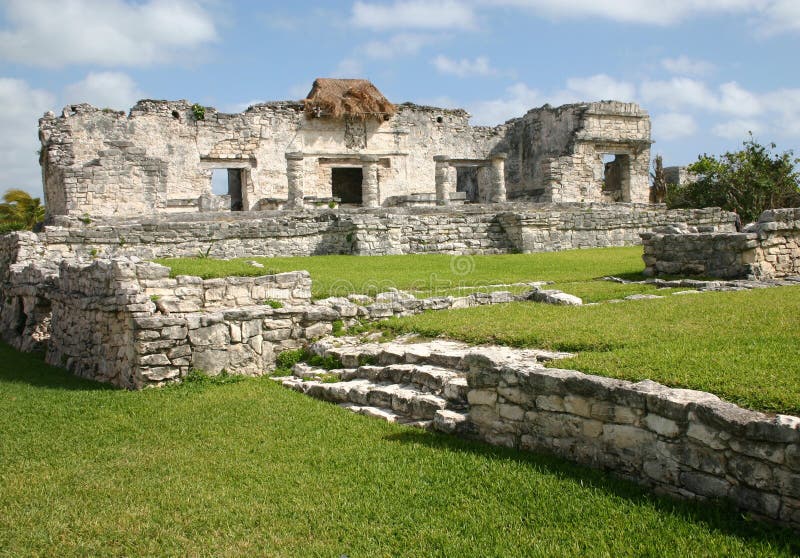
39 80 652 218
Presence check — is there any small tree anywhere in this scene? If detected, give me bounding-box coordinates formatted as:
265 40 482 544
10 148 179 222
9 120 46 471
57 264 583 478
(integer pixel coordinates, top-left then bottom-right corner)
667 135 800 222
0 189 45 232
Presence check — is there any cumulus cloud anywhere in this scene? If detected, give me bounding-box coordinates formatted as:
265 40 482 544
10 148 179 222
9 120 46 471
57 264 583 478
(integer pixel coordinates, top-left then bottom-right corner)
0 0 217 67
661 55 715 76
0 78 56 196
653 112 698 140
480 0 800 33
640 77 719 112
64 72 144 109
432 55 496 77
558 74 636 103
712 118 764 139
364 33 439 59
352 0 476 30
468 83 541 125
332 58 364 77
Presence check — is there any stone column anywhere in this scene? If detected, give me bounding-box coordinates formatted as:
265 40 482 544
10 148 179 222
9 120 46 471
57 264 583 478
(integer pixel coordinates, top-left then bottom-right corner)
285 152 304 209
434 155 453 206
490 153 507 203
361 155 380 208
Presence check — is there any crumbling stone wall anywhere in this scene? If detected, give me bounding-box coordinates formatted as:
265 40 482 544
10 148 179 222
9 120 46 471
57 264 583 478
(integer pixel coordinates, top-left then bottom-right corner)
464 353 800 528
40 94 652 217
26 205 734 263
502 102 651 203
642 208 800 279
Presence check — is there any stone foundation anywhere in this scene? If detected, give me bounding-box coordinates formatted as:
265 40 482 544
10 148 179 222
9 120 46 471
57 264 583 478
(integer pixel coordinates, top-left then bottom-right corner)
25 204 736 262
642 208 800 279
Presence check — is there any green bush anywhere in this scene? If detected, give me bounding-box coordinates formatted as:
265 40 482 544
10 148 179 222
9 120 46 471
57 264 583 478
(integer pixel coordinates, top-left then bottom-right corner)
191 103 206 121
668 135 800 222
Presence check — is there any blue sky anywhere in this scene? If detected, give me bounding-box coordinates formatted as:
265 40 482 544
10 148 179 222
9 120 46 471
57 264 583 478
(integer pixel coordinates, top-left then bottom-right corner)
1 0 799 197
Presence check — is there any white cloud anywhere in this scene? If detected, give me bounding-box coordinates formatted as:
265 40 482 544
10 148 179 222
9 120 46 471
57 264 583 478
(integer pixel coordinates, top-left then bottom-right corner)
661 55 715 76
482 0 758 25
333 58 364 77
757 0 800 34
432 55 496 77
468 83 541 125
0 78 55 196
558 74 636 103
0 0 217 67
363 33 438 59
352 0 476 30
481 0 800 34
640 77 719 111
653 112 698 140
712 118 764 139
64 72 144 110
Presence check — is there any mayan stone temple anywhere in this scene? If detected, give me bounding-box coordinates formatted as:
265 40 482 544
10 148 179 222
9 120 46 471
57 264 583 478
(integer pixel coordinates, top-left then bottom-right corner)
40 78 655 216
2 78 799 531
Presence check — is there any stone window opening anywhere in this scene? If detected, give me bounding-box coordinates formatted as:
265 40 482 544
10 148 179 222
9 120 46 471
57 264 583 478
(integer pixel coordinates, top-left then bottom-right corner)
211 168 244 211
331 167 363 205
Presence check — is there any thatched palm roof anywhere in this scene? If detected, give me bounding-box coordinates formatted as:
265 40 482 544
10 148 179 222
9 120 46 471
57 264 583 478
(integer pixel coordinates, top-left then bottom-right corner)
304 78 395 121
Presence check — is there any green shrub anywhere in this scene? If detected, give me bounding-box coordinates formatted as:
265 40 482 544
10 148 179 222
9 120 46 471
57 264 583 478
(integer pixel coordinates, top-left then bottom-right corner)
191 103 206 121
264 299 283 309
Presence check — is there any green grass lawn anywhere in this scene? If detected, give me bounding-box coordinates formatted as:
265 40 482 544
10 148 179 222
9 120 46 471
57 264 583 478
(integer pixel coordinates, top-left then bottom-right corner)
1 346 797 557
157 246 652 299
158 247 800 413
382 286 800 415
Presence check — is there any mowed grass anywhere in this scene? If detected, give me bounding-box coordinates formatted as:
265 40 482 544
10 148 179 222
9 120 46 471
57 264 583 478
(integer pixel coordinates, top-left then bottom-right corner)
383 286 800 415
157 246 651 299
1 346 797 557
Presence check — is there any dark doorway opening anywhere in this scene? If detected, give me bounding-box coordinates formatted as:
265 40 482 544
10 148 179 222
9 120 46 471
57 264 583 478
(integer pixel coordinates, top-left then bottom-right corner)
456 166 479 202
332 167 363 204
211 168 244 211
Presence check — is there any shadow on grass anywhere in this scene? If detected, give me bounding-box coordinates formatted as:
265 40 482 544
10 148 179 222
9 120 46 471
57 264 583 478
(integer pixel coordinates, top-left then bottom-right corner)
0 342 114 391
383 428 800 551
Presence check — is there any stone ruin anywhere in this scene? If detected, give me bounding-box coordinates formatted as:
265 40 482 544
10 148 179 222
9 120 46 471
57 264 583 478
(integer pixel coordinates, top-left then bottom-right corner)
39 78 653 218
5 78 799 530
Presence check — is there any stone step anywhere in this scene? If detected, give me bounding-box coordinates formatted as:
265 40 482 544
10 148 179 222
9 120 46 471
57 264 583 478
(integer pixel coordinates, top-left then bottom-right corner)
340 403 432 429
312 337 572 373
296 378 450 420
341 363 463 393
432 409 470 435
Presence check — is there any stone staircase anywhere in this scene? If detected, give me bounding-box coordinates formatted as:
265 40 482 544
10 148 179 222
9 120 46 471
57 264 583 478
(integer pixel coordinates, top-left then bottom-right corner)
272 336 571 434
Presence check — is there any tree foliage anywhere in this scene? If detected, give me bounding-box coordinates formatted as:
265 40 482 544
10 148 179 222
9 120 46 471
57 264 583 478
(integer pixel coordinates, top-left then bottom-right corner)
0 189 45 232
667 135 800 223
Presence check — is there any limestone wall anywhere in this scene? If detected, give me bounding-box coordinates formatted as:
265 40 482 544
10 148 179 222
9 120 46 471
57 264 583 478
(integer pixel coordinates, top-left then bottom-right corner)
40 96 652 217
464 354 800 527
29 205 734 262
502 102 651 203
642 208 800 279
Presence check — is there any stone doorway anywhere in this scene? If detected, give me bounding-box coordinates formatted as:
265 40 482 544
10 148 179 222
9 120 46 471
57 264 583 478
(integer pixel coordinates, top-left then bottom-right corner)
602 154 631 202
332 167 363 204
456 166 479 202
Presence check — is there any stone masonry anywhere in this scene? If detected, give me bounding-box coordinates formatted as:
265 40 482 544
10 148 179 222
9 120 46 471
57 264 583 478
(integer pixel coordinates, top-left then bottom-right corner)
642 208 800 279
26 204 736 263
279 336 800 530
39 85 653 218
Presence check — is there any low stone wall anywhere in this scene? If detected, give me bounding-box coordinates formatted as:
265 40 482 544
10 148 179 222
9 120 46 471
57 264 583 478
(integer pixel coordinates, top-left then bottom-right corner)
0 249 533 388
33 204 734 261
642 208 800 279
464 353 800 527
